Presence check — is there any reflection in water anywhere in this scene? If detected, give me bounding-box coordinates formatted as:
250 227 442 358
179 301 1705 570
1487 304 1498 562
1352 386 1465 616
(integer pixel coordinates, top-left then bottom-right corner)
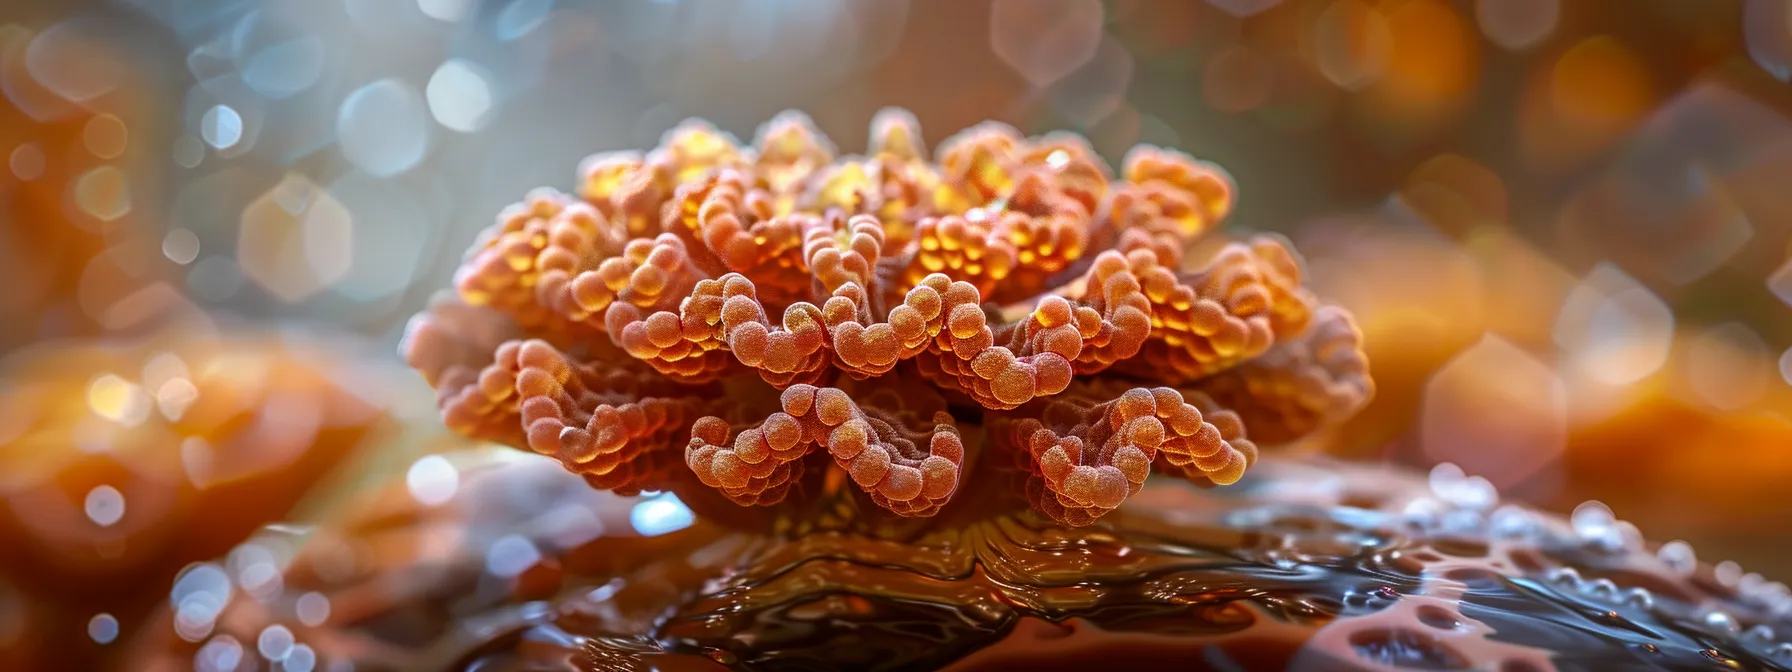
127 451 1792 671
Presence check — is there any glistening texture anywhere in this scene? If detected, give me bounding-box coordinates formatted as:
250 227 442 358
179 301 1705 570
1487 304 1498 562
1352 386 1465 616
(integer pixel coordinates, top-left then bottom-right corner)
129 451 1792 672
401 110 1374 526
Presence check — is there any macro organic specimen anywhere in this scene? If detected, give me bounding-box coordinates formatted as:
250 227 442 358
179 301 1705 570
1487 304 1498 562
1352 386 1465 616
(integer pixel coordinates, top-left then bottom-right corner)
402 109 1374 527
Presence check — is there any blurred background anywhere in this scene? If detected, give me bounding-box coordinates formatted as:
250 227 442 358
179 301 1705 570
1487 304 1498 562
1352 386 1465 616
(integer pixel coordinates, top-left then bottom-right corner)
3 0 1792 662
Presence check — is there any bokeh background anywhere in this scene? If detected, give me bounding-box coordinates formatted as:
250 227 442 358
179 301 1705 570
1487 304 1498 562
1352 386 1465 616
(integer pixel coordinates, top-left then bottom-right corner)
4 0 1792 663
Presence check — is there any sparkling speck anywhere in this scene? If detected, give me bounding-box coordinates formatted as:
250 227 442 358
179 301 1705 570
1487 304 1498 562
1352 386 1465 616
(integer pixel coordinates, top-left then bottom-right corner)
405 454 459 507
426 59 494 133
84 485 126 527
258 624 294 661
73 166 132 221
296 592 330 627
201 105 244 150
630 493 695 536
196 635 244 672
163 228 201 265
171 563 233 638
87 613 119 644
286 644 317 672
337 79 428 178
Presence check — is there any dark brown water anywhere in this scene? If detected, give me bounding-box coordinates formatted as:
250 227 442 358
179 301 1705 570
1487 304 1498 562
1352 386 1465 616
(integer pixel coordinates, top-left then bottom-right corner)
125 452 1792 672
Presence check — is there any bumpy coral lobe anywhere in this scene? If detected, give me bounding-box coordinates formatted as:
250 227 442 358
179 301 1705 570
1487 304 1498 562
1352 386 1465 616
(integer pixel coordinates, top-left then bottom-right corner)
403 109 1373 527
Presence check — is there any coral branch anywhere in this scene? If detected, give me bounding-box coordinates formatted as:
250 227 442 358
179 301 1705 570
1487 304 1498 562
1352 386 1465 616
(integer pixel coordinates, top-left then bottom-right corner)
917 249 1151 409
401 294 527 447
577 151 672 238
1007 385 1253 526
1117 238 1317 384
1122 145 1235 226
453 190 626 341
752 111 836 199
899 214 1018 299
649 119 749 185
507 339 705 495
686 383 966 516
1190 305 1374 444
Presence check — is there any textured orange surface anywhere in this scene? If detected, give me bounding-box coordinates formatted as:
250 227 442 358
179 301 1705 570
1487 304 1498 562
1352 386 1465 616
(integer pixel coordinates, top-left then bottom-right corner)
404 110 1373 526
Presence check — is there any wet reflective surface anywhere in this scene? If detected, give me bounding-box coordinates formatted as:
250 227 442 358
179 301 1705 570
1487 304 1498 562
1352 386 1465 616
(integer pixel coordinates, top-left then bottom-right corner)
127 451 1792 671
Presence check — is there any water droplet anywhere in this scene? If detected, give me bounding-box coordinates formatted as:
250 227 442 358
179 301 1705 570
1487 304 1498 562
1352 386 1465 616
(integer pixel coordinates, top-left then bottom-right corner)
1571 500 1622 551
1716 560 1744 587
405 455 459 507
1656 539 1697 574
1620 587 1654 610
9 143 43 180
1487 505 1535 538
87 613 118 644
485 535 541 578
1400 497 1443 529
1583 578 1618 600
1745 624 1776 642
425 59 493 133
630 493 695 536
1703 610 1739 633
74 166 132 221
84 485 126 527
258 624 293 661
337 79 428 178
201 104 243 150
1546 566 1582 588
296 591 330 627
1427 463 1499 510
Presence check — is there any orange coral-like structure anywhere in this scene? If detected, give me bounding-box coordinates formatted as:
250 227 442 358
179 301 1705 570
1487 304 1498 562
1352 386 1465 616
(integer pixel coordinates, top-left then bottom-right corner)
402 110 1374 527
